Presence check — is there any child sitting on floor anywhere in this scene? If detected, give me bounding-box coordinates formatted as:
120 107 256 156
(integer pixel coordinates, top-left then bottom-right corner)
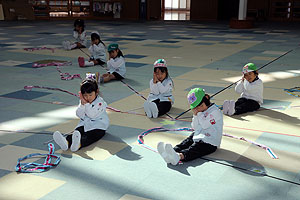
97 43 126 83
62 19 87 50
223 63 263 116
78 31 106 67
53 77 109 152
143 59 174 118
157 88 223 165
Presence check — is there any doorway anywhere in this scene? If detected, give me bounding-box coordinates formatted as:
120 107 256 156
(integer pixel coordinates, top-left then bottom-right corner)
163 0 191 20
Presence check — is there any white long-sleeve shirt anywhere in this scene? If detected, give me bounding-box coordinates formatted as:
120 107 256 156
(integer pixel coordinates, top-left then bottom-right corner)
191 104 223 147
235 78 263 105
76 96 110 132
89 43 106 63
73 30 87 47
107 56 126 77
147 77 174 103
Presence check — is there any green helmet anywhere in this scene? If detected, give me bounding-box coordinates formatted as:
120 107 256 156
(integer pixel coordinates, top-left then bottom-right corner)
187 88 205 109
243 63 257 74
108 43 119 52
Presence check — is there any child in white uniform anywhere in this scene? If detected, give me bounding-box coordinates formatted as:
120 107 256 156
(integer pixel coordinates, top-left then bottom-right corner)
53 78 109 152
143 59 174 118
223 63 263 116
62 19 87 50
157 88 223 165
78 31 106 67
98 43 126 83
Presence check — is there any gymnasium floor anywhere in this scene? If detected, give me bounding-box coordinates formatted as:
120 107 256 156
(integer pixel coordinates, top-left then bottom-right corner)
0 20 299 200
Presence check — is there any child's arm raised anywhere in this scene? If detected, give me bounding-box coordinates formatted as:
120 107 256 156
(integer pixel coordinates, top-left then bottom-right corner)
243 79 262 92
79 30 86 41
73 31 79 39
108 57 124 69
192 110 222 140
76 92 87 118
156 79 173 94
235 76 245 94
84 99 107 119
150 79 160 95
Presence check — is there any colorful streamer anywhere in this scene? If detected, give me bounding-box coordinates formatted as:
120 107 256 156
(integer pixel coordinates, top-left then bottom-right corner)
284 87 300 98
137 127 278 159
15 143 60 173
24 47 55 53
32 61 81 81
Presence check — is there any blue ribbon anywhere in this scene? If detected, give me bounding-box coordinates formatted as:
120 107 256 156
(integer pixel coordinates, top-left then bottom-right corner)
15 143 61 173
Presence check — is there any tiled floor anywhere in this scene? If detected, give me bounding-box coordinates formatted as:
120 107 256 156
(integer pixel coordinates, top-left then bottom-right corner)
0 20 299 200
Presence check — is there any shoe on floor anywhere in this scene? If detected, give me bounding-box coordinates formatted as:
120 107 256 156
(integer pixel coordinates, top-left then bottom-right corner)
228 100 235 116
144 101 152 118
157 142 171 164
78 57 85 67
164 143 180 165
222 100 229 115
70 130 81 152
149 102 159 118
53 131 68 151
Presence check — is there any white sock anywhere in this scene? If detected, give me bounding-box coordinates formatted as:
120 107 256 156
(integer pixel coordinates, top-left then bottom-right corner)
165 143 180 165
228 100 236 116
70 130 81 152
84 61 95 66
157 142 171 164
223 100 229 115
144 101 152 118
53 131 68 151
149 102 158 118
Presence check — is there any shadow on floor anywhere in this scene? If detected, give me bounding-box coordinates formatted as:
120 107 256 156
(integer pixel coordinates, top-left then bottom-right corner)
231 108 300 126
167 149 265 177
62 132 142 161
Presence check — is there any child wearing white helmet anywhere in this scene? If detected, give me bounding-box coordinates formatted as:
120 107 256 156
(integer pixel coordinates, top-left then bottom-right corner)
223 63 263 116
157 88 223 165
78 31 106 67
143 59 174 118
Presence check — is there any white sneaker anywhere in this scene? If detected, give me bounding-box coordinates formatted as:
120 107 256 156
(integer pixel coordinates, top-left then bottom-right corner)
53 131 68 151
228 100 236 116
66 41 72 50
144 101 152 118
149 102 159 118
223 100 229 115
84 61 95 67
70 130 81 152
157 142 171 164
165 143 180 165
62 41 68 50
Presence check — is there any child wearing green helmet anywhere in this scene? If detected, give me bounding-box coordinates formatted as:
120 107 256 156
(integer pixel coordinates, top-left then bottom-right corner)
157 88 223 165
143 59 174 118
223 63 263 116
97 43 126 83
